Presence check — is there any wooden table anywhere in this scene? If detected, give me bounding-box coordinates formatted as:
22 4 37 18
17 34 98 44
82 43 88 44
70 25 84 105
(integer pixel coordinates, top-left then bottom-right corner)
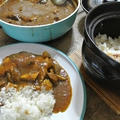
0 6 120 120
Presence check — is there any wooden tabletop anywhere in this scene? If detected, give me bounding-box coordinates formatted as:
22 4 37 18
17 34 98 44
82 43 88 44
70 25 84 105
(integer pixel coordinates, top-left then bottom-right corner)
0 6 120 120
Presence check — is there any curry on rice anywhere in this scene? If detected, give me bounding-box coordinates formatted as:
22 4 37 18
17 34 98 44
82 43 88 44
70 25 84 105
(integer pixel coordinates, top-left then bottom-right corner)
0 51 72 113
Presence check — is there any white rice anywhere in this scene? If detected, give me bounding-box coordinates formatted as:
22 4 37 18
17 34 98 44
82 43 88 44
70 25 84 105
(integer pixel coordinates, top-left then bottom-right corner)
95 34 120 62
0 86 55 120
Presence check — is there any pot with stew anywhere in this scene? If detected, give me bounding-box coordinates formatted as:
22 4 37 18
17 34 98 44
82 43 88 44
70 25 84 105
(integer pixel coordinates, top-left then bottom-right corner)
0 0 80 42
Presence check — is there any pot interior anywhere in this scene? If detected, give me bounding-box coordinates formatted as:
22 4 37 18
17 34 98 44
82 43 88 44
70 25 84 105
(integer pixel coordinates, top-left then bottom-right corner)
85 2 120 43
93 15 120 40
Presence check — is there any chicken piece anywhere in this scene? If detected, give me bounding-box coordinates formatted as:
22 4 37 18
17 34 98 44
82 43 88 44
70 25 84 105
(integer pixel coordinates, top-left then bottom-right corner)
5 52 36 68
53 61 61 74
2 57 17 73
34 57 53 70
47 72 66 83
2 57 11 64
20 72 39 82
42 51 51 58
44 57 53 69
6 72 12 82
56 74 66 81
34 67 48 86
0 62 18 83
34 67 47 86
49 68 54 73
41 79 53 91
0 65 6 76
10 67 21 82
38 67 47 80
6 82 18 89
4 64 20 83
0 57 16 76
0 80 6 87
47 72 58 83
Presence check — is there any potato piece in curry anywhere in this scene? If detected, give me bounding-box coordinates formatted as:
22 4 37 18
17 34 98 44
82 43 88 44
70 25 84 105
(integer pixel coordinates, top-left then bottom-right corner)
0 51 72 113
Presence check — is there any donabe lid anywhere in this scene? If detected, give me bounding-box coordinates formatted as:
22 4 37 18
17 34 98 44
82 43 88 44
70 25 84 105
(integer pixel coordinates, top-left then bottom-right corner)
81 0 118 13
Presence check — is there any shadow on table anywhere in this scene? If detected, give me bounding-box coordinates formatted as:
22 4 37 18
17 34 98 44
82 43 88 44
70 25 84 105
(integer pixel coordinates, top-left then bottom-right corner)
0 29 17 46
78 16 86 37
45 29 74 54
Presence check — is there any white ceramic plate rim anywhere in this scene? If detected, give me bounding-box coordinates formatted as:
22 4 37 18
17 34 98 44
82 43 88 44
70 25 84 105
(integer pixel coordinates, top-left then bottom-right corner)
0 43 86 120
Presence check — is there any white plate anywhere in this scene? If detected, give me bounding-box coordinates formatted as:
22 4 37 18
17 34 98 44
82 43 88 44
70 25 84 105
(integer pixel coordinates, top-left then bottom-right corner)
0 43 86 120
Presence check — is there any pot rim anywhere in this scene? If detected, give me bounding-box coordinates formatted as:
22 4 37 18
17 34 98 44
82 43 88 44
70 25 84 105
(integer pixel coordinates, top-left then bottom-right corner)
80 0 89 13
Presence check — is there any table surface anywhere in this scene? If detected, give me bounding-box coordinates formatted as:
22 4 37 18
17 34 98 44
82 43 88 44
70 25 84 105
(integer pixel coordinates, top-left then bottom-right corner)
0 6 120 120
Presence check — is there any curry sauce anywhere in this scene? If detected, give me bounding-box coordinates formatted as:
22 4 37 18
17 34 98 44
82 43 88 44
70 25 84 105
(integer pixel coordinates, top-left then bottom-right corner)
53 80 72 113
0 51 72 113
0 0 77 25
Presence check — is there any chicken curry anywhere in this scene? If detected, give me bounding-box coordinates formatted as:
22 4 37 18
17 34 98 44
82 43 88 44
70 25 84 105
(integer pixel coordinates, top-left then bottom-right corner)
0 51 72 113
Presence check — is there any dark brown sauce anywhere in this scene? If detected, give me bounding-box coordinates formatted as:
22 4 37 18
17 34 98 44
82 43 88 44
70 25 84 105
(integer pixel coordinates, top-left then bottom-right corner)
53 80 72 113
0 0 77 26
0 51 72 113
